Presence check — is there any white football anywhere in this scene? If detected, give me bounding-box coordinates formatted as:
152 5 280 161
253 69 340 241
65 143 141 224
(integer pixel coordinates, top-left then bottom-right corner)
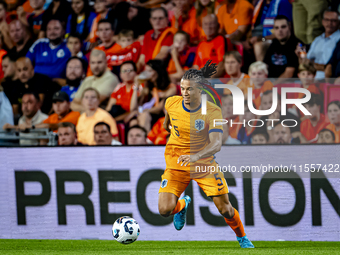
112 216 140 244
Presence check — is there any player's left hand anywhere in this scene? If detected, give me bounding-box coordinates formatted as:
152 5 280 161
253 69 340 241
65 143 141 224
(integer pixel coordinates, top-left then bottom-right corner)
177 154 199 166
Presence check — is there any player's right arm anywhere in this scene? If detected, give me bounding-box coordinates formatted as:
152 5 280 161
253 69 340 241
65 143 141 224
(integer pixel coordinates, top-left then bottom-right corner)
163 111 171 133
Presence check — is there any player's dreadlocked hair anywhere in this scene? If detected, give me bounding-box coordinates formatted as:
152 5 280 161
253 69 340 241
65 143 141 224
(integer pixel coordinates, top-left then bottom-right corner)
182 60 217 87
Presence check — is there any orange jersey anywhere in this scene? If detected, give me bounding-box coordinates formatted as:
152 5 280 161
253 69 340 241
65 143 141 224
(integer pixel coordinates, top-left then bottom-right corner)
147 117 168 145
300 114 329 142
193 35 231 69
110 83 143 112
298 84 321 99
165 96 223 171
87 41 141 76
223 73 251 95
252 80 274 109
217 0 254 35
170 7 205 44
142 28 174 64
326 123 340 143
167 47 196 74
43 111 81 132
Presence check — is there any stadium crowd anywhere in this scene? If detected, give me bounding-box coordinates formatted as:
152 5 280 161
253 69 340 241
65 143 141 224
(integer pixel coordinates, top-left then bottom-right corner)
0 0 339 145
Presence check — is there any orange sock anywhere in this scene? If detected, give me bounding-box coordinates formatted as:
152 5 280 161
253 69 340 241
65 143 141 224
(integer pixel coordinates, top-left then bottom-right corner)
171 199 186 215
224 208 246 237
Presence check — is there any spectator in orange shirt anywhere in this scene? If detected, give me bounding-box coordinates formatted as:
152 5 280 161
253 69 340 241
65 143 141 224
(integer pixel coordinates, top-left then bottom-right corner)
156 31 196 83
93 20 141 76
36 91 81 131
127 125 147 145
300 93 329 143
76 87 118 145
136 59 177 132
136 7 174 72
106 61 142 121
326 101 340 143
94 121 122 145
217 0 254 42
193 14 232 77
89 0 109 44
57 122 81 145
317 128 335 144
147 116 168 145
223 51 251 95
171 0 203 45
248 61 273 108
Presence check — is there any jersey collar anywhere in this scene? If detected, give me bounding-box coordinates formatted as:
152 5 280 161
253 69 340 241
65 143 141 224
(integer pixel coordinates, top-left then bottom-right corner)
182 100 201 113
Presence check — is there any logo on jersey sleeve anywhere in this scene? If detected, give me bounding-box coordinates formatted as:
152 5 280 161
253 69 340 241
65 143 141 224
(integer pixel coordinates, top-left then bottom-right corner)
195 119 205 131
57 49 65 58
161 179 168 188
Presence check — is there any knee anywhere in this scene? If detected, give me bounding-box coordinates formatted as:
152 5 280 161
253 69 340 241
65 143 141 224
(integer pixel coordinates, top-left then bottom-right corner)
216 202 233 218
158 204 174 217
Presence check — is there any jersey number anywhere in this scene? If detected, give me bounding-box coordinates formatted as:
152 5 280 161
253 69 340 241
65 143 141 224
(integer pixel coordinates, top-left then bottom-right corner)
174 125 180 137
214 173 223 186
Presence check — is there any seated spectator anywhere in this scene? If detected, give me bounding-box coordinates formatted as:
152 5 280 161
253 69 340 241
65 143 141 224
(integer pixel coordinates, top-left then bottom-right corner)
61 56 87 102
195 0 220 27
94 121 122 145
106 61 142 121
39 0 72 39
217 0 254 42
8 20 34 59
18 0 45 37
136 7 174 72
0 1 12 50
292 0 327 45
156 31 195 84
297 60 321 98
237 100 257 144
89 0 109 44
65 0 96 41
248 61 273 108
193 14 232 78
263 15 299 81
273 122 292 144
251 130 269 144
317 128 335 144
1 54 20 116
14 57 60 114
136 60 177 132
127 125 147 145
58 122 81 145
302 9 340 80
71 49 119 112
76 87 118 145
0 86 14 129
223 51 251 95
170 0 203 45
147 116 168 145
326 101 340 143
259 90 300 142
67 33 86 59
93 22 141 76
250 0 292 61
3 92 48 145
27 19 72 80
300 94 329 143
35 91 80 131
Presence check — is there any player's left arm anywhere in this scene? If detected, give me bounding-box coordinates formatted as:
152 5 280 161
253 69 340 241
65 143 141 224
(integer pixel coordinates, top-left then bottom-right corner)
178 132 222 166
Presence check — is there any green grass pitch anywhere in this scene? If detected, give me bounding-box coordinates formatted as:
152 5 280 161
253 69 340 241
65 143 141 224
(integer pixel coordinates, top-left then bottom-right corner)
1 240 340 254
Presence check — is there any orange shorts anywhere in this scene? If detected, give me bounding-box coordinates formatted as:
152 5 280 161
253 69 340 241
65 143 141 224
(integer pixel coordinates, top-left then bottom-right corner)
158 167 229 198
